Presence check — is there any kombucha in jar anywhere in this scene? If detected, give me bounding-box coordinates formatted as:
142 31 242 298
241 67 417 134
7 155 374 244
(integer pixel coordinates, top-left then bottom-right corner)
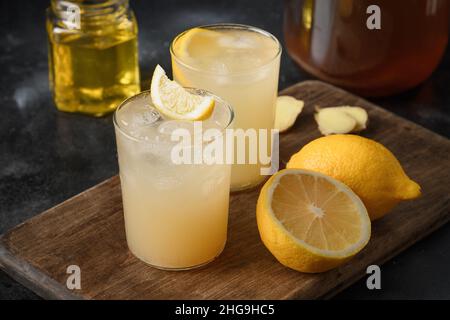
284 0 449 96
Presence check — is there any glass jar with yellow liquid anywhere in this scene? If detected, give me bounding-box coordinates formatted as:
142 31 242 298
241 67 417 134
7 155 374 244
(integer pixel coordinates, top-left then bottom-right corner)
47 0 140 116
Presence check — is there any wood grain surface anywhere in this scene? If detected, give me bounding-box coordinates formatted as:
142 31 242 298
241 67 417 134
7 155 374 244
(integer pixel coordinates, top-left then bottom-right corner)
1 81 449 299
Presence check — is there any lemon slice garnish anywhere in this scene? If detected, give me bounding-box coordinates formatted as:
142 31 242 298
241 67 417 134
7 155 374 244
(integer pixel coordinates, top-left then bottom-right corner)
150 65 214 120
173 28 222 59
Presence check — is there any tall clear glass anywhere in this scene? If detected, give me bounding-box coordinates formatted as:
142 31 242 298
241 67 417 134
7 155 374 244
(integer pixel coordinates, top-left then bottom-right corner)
171 24 281 191
113 89 234 270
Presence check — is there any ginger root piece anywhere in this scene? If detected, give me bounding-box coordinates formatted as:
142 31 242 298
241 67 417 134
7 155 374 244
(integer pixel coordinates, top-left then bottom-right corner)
336 106 368 131
275 96 305 132
315 106 368 135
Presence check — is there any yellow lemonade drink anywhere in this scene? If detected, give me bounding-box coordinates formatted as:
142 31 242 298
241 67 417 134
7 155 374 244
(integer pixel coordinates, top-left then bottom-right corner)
113 90 234 270
171 24 281 191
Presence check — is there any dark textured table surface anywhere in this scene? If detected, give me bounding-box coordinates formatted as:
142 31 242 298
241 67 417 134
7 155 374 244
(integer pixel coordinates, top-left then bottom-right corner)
1 0 449 300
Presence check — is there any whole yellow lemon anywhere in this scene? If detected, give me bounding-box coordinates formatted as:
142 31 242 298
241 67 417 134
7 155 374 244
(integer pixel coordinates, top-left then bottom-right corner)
287 134 421 220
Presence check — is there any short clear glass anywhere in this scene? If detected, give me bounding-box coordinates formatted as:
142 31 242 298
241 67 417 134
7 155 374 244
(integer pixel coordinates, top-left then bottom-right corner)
171 24 282 191
113 89 234 270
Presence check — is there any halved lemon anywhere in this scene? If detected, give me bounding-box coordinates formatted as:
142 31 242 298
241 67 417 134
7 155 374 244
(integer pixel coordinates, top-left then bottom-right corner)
257 169 371 273
150 65 214 120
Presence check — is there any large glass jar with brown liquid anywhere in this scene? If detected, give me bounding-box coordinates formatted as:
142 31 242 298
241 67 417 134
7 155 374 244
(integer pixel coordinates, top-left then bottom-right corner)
284 0 449 96
47 0 140 116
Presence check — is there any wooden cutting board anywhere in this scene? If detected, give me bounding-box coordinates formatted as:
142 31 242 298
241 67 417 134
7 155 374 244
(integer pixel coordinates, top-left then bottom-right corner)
1 81 449 300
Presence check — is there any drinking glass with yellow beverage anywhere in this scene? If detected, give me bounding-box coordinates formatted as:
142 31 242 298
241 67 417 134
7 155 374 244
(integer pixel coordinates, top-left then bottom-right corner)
170 24 282 191
113 88 234 270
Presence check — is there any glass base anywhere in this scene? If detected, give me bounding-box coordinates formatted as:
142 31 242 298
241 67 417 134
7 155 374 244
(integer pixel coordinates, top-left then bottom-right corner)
230 175 268 192
129 242 226 271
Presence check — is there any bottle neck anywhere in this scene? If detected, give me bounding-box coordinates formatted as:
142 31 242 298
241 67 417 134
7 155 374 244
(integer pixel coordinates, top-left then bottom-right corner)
50 0 129 27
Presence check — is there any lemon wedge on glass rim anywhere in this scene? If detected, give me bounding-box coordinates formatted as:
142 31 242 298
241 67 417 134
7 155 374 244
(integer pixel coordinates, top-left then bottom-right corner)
257 168 371 273
150 64 214 120
173 27 222 59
